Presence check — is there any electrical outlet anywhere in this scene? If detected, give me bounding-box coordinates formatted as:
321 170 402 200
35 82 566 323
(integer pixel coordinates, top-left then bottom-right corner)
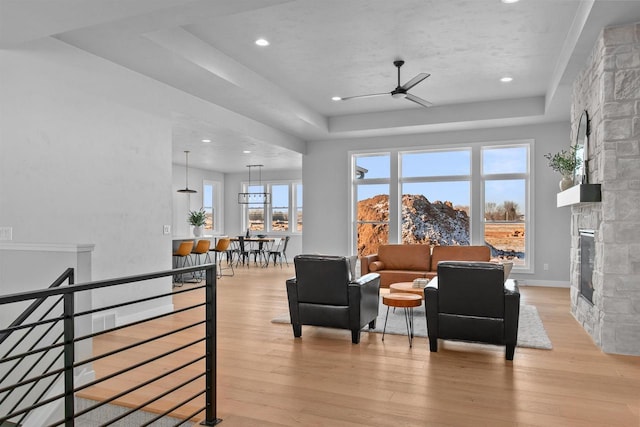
543 263 549 271
0 227 12 241
163 225 171 235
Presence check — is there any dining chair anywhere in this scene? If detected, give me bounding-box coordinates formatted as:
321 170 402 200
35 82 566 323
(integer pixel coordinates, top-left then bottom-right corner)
235 236 251 267
225 239 239 265
270 236 290 267
266 237 282 267
248 238 264 266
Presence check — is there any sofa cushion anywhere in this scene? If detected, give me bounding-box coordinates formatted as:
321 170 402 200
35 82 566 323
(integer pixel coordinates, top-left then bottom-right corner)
378 270 427 288
378 244 431 271
430 245 490 270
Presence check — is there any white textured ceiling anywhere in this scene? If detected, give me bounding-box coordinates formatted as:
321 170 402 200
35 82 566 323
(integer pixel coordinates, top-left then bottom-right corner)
3 0 640 172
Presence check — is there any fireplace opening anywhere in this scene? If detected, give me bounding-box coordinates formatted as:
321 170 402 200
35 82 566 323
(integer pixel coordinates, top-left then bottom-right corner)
579 229 595 304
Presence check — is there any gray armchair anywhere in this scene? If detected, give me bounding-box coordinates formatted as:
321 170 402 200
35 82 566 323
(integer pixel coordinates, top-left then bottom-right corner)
286 255 381 344
425 261 520 360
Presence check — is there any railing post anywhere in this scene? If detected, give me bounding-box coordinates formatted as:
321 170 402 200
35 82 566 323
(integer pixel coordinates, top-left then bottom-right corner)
201 264 222 425
63 292 75 427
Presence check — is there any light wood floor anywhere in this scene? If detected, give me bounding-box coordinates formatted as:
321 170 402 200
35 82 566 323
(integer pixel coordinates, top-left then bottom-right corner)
80 264 640 426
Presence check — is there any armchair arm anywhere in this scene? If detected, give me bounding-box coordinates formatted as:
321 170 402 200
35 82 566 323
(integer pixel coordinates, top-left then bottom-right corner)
504 278 519 296
503 279 520 357
424 277 439 350
348 272 380 331
350 272 380 287
424 276 439 301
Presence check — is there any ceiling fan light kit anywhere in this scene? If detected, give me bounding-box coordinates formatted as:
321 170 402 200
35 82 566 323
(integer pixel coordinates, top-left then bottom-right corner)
339 59 432 107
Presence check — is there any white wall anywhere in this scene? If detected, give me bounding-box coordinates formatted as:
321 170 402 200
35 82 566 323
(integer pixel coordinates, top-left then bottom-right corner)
0 38 174 321
303 122 572 284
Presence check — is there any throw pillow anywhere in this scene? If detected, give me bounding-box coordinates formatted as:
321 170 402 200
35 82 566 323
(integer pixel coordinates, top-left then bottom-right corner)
369 261 384 272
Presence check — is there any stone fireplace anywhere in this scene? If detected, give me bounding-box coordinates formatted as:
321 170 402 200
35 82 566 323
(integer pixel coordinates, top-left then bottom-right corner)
569 21 640 355
579 229 595 304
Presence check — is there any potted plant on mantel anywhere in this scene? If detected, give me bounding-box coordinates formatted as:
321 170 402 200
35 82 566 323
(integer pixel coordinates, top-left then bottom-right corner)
188 208 206 237
544 147 581 191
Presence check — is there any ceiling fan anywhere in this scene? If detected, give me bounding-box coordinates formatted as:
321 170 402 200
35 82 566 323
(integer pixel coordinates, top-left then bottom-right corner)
338 60 432 108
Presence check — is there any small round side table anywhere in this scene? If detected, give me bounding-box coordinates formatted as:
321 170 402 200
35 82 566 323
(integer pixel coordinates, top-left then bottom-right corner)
381 293 423 347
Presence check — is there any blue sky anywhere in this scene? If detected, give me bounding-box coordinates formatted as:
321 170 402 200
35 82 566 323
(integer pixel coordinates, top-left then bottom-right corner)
355 147 527 209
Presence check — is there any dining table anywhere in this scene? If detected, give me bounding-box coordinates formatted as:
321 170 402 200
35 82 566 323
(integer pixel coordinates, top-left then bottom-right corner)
230 236 276 267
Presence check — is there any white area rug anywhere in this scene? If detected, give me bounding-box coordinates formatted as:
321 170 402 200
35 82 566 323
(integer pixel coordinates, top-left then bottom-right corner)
272 302 552 350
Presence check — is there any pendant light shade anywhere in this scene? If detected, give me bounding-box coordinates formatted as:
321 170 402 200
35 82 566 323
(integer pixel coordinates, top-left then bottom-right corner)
238 164 271 204
177 150 197 194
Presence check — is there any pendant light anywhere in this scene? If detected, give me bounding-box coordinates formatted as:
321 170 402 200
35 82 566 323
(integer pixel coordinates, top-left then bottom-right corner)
177 150 197 193
238 164 271 204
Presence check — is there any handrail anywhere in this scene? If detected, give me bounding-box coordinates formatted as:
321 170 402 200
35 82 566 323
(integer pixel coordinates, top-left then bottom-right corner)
0 268 74 346
0 263 221 426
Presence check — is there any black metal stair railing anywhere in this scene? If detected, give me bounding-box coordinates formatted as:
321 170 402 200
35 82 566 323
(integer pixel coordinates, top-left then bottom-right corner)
0 268 74 426
0 264 221 427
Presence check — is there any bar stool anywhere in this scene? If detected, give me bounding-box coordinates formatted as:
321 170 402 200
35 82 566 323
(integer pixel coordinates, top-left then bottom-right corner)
191 239 212 280
173 240 194 285
211 238 234 278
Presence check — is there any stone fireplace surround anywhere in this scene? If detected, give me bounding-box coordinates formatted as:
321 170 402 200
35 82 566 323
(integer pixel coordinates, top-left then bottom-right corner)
569 21 640 355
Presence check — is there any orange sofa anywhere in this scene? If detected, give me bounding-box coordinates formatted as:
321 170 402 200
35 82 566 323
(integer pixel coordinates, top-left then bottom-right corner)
360 244 491 288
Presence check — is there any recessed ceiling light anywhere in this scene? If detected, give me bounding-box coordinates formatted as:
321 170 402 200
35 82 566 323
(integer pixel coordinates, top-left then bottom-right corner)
500 76 513 83
243 150 251 154
201 139 211 143
331 96 342 101
255 38 270 47
501 0 519 3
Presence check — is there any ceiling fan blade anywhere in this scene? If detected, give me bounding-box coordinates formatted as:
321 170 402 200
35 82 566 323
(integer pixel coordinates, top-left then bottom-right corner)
401 73 430 91
406 93 433 108
340 92 389 101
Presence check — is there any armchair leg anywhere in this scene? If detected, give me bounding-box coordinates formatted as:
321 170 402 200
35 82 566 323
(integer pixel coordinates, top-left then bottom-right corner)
351 329 361 344
292 323 302 338
506 344 515 360
368 319 376 329
428 337 438 352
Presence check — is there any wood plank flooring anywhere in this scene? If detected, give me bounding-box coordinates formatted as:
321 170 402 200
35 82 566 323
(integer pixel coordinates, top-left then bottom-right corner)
79 264 640 426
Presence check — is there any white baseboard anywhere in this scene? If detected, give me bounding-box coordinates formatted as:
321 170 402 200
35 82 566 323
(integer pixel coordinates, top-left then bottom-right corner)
516 279 570 288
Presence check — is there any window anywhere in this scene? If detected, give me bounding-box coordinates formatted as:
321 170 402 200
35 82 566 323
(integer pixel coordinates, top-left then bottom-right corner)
400 149 471 246
242 181 302 234
203 180 222 233
350 141 532 271
353 154 390 256
271 184 289 231
247 184 266 231
482 145 529 268
296 184 303 232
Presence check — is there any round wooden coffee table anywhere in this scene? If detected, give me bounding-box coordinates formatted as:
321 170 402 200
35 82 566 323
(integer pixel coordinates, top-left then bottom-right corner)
389 281 428 298
381 293 423 347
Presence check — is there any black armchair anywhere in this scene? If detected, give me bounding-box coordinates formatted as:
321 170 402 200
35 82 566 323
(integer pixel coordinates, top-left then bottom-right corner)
424 261 520 360
286 255 381 344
